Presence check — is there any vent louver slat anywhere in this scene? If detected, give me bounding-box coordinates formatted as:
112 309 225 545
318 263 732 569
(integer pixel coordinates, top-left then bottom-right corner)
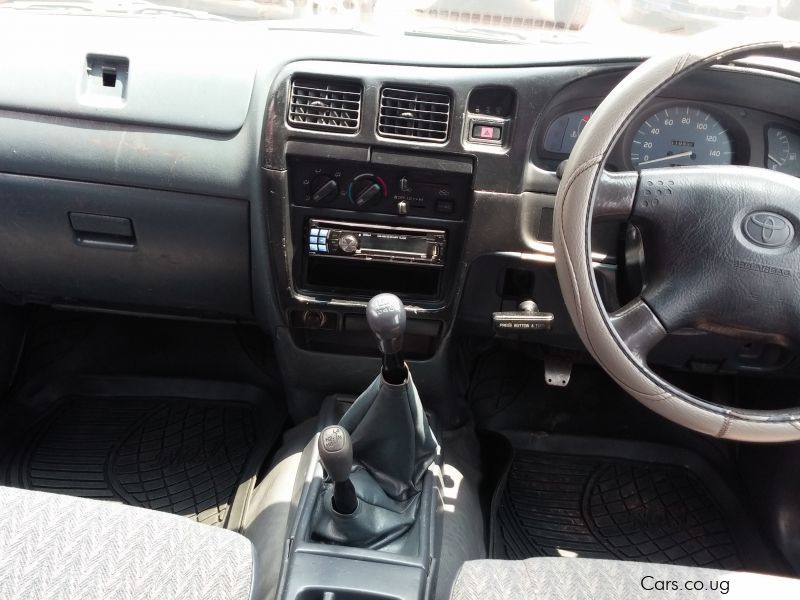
378 87 451 142
288 78 362 133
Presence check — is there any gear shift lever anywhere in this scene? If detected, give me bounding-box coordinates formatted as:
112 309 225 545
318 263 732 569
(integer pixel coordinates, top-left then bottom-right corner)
318 426 358 515
366 293 408 384
311 293 439 546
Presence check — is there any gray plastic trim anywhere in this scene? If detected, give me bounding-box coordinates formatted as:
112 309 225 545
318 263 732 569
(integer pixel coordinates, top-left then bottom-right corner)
0 17 256 133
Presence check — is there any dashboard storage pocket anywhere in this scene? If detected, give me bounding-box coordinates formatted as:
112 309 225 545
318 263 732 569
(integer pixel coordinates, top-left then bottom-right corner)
306 257 440 298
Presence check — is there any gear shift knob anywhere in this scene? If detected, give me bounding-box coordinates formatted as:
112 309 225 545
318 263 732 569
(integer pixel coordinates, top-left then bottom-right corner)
318 426 358 515
366 293 406 355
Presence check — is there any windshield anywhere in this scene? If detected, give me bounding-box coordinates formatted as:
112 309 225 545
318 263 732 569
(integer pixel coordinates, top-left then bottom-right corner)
0 0 795 44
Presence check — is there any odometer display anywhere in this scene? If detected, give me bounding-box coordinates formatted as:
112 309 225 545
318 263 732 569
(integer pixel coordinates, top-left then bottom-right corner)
630 106 734 170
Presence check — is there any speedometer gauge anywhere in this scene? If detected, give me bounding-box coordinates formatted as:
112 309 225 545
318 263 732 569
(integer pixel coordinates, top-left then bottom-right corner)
630 106 734 170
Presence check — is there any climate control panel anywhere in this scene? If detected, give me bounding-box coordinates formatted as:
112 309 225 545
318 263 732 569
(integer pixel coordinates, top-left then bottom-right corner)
288 157 469 220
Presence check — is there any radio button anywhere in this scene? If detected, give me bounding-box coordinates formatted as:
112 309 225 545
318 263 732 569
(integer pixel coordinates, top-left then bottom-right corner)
310 228 320 236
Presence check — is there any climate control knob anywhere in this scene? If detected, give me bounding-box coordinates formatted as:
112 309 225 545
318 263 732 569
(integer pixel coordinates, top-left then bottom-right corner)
349 174 387 208
338 234 359 254
309 175 339 204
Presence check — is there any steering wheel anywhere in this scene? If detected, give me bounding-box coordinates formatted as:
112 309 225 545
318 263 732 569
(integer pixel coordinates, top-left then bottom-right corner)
554 32 800 442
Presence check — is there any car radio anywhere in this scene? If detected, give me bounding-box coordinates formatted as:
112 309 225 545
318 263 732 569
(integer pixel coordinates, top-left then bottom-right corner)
307 219 446 266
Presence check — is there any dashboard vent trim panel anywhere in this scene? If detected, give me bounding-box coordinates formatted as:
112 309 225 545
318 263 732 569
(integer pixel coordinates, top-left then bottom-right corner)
288 78 362 133
378 87 451 142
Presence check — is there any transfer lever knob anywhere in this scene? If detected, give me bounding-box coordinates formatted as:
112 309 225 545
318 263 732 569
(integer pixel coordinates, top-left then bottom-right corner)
366 293 406 356
318 426 358 515
318 425 353 482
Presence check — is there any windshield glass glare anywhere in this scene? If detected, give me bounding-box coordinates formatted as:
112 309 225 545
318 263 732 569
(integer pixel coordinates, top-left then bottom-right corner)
1 0 796 42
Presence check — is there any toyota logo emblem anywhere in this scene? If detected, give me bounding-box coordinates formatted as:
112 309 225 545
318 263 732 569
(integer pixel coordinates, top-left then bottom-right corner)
743 212 794 248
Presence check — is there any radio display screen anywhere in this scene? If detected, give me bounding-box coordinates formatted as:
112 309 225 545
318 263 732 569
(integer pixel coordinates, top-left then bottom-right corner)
360 234 427 256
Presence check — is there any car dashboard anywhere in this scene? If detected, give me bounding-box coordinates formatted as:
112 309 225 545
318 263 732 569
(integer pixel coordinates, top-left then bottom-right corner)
2 13 800 380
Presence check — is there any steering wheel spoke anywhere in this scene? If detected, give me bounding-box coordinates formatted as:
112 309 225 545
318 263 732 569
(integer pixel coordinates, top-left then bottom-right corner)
591 170 639 222
609 298 667 363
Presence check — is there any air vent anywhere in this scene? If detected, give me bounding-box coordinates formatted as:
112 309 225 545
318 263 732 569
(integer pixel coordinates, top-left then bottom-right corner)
288 78 362 133
378 87 451 142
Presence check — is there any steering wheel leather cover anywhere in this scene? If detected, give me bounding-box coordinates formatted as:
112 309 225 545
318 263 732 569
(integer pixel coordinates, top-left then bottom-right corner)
554 30 800 442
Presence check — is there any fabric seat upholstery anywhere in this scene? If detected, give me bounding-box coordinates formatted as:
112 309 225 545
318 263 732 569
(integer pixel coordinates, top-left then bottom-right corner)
0 486 254 600
450 557 800 600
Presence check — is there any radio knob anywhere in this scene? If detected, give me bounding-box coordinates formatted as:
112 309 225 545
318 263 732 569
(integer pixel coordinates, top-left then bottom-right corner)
338 233 359 254
309 175 339 204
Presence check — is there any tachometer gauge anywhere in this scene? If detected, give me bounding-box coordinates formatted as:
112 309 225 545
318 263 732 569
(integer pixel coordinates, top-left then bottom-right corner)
766 126 800 177
630 106 734 170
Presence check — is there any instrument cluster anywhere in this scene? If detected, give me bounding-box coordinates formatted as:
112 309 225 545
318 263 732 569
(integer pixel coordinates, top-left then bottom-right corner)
538 100 800 178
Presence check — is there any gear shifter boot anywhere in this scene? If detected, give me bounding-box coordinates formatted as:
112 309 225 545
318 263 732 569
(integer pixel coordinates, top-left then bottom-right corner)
311 466 420 547
339 371 438 501
312 372 438 547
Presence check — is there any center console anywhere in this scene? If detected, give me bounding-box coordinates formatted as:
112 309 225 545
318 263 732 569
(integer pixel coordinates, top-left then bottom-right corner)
276 295 443 600
273 142 473 360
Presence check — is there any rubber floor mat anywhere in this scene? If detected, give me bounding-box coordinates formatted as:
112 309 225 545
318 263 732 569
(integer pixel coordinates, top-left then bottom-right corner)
491 432 780 572
1 377 285 529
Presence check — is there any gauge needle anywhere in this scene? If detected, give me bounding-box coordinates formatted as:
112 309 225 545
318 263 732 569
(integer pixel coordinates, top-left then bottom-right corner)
768 154 783 166
637 151 694 166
